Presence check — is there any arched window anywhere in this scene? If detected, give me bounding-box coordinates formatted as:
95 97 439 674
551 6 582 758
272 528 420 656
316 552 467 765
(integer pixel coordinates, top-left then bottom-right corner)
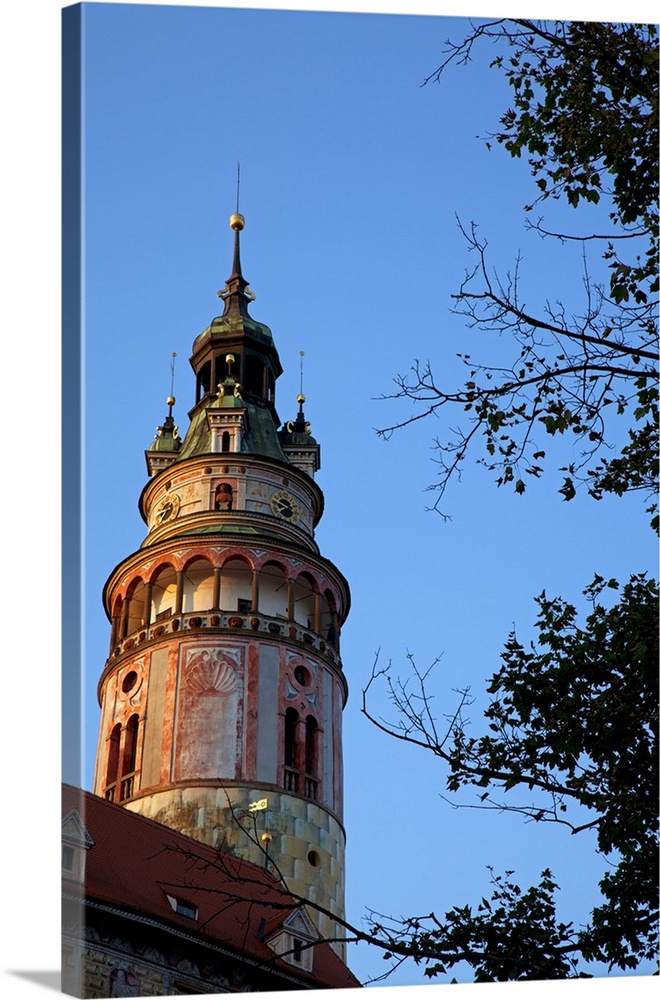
110 597 123 650
284 709 299 792
105 724 121 801
119 714 139 801
125 579 147 636
197 361 211 402
122 715 139 773
182 558 214 613
292 573 316 629
221 557 252 612
259 562 288 618
304 716 319 800
151 564 177 621
321 588 339 651
245 356 266 398
282 709 320 800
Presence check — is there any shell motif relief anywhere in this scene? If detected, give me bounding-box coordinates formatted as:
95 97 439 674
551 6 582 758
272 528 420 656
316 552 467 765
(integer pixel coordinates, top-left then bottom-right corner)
185 649 240 696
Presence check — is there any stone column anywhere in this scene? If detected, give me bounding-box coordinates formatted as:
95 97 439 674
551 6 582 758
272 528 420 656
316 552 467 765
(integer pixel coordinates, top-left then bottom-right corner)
120 598 130 639
212 566 222 611
175 571 184 615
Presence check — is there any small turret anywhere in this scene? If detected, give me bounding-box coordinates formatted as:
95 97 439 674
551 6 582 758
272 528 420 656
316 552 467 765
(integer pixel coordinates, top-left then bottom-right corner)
279 391 321 478
146 394 181 475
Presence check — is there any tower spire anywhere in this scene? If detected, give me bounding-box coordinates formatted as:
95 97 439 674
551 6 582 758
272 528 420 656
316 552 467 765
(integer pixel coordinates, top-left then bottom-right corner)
297 350 306 420
229 209 245 280
218 209 253 320
168 351 177 418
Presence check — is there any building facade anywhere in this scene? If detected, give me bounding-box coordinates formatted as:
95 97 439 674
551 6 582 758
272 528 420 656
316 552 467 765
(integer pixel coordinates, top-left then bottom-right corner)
89 213 352 969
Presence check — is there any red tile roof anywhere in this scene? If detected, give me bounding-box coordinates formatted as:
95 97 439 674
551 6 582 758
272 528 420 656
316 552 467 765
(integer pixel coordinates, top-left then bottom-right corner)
62 785 360 990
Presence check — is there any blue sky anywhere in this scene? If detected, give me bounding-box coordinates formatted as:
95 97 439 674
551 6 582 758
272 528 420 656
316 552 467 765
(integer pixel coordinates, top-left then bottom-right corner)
2 2 657 999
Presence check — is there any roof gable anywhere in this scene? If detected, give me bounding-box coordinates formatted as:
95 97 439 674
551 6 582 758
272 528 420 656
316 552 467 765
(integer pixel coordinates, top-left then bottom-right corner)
282 907 318 941
62 807 94 849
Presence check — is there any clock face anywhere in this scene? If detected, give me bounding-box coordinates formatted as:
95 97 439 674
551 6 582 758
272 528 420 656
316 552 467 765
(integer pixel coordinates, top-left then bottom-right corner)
154 492 180 525
270 488 299 524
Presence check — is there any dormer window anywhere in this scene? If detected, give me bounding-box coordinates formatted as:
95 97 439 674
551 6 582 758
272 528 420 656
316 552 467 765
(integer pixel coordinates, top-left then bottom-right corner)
166 895 198 920
61 807 94 883
206 408 249 454
264 907 318 972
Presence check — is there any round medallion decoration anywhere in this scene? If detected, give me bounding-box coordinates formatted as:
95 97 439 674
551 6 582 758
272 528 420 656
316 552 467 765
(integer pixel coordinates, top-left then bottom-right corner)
118 666 143 701
154 492 180 525
122 670 139 694
270 488 299 523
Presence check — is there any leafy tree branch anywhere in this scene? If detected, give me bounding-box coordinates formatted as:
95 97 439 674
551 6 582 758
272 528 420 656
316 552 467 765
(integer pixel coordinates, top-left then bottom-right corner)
381 19 658 528
362 573 659 975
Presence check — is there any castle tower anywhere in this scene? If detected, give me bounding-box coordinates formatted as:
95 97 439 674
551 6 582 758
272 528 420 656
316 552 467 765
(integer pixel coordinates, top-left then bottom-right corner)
93 214 351 953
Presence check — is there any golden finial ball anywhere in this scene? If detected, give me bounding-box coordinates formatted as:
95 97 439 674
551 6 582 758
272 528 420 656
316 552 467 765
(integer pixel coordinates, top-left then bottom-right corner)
297 393 306 405
229 213 245 231
167 396 175 407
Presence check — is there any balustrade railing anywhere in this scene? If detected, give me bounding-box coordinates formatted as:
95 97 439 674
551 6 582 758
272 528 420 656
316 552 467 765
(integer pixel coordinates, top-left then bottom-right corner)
284 766 298 792
114 610 340 665
103 772 137 803
120 773 136 801
283 767 319 801
304 775 318 800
